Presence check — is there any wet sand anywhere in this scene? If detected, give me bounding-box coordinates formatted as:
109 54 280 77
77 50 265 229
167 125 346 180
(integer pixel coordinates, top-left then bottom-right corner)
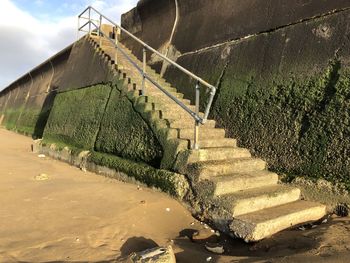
0 128 349 262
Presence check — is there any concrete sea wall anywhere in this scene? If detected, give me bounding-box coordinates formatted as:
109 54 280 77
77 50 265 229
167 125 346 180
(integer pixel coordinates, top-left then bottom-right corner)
0 37 114 137
1 0 350 193
121 0 350 188
0 36 188 197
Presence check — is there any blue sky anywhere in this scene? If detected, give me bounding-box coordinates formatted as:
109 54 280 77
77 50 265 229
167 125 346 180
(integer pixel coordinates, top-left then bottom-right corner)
12 0 83 21
0 0 138 90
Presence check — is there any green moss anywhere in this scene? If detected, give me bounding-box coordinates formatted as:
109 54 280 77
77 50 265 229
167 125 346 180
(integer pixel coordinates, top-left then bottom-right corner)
95 80 163 166
2 108 21 130
41 139 82 155
43 84 112 150
165 36 350 191
213 59 350 190
89 151 189 198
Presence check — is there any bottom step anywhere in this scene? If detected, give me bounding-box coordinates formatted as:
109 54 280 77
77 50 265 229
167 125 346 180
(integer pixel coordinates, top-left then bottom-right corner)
230 200 326 242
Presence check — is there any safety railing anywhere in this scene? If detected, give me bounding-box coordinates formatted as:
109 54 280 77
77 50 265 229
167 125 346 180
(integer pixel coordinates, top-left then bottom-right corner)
78 6 217 150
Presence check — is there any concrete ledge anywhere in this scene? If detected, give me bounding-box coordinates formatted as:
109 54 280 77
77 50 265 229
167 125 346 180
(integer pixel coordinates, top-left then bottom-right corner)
32 140 189 199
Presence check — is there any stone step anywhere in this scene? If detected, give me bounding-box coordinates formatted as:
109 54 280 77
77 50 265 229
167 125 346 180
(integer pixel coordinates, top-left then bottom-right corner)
160 108 200 120
154 102 196 113
134 100 194 119
99 38 116 46
210 170 279 196
131 87 184 101
178 128 226 140
230 200 327 242
112 51 162 75
121 72 172 89
100 47 170 84
194 158 266 178
137 96 192 108
166 119 216 129
216 185 300 217
92 39 178 100
189 138 237 148
143 87 182 99
187 147 251 163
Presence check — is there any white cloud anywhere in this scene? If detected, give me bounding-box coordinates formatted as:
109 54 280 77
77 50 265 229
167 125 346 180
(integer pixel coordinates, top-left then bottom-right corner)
0 0 138 90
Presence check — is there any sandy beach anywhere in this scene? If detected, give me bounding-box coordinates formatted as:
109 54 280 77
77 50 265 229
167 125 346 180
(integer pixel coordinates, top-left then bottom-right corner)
0 128 349 263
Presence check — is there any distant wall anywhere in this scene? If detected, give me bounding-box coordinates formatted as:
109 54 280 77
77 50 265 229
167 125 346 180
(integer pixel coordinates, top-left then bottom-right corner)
0 35 165 169
121 0 350 187
0 46 72 136
0 37 114 138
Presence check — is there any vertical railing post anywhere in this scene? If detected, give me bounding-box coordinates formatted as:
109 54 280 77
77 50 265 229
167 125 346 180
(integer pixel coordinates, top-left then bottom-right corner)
142 47 146 95
114 27 118 67
88 8 91 34
193 81 200 150
99 15 102 47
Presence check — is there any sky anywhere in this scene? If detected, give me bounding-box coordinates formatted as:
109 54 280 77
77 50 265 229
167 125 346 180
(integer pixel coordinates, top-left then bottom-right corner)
0 0 139 90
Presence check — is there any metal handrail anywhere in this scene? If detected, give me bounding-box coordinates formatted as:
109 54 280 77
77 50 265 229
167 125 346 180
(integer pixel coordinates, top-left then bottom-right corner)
78 6 218 149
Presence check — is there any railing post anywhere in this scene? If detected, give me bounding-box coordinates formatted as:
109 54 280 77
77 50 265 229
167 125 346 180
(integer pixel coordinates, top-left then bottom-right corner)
114 28 118 66
193 81 200 150
142 47 146 95
88 8 91 34
99 15 102 47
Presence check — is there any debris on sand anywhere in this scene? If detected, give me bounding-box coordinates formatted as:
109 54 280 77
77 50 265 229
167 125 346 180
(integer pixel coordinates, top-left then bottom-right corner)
38 154 46 158
335 203 349 217
34 173 49 181
191 229 219 243
298 226 306 231
127 245 176 263
205 243 225 254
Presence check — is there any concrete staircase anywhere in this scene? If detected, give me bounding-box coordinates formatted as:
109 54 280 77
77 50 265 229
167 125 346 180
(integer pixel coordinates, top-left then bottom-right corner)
88 35 326 242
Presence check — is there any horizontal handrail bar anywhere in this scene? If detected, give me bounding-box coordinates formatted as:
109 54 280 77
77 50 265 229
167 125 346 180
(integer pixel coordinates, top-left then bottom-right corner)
80 17 100 23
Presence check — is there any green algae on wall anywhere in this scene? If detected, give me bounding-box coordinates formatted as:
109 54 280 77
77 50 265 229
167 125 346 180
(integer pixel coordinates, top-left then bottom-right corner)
42 81 164 168
213 60 350 190
89 151 189 198
1 107 51 137
43 84 112 150
95 80 163 167
2 108 20 131
162 9 350 191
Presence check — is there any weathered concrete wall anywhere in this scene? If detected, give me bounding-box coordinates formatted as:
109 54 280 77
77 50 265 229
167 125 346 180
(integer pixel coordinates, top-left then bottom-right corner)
94 82 163 167
120 0 176 66
0 35 164 169
0 37 114 137
44 82 163 166
121 0 350 55
121 0 350 188
0 32 187 196
0 47 72 136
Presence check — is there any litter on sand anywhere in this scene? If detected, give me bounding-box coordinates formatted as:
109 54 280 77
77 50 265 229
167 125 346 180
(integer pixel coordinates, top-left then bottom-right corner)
34 173 49 181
